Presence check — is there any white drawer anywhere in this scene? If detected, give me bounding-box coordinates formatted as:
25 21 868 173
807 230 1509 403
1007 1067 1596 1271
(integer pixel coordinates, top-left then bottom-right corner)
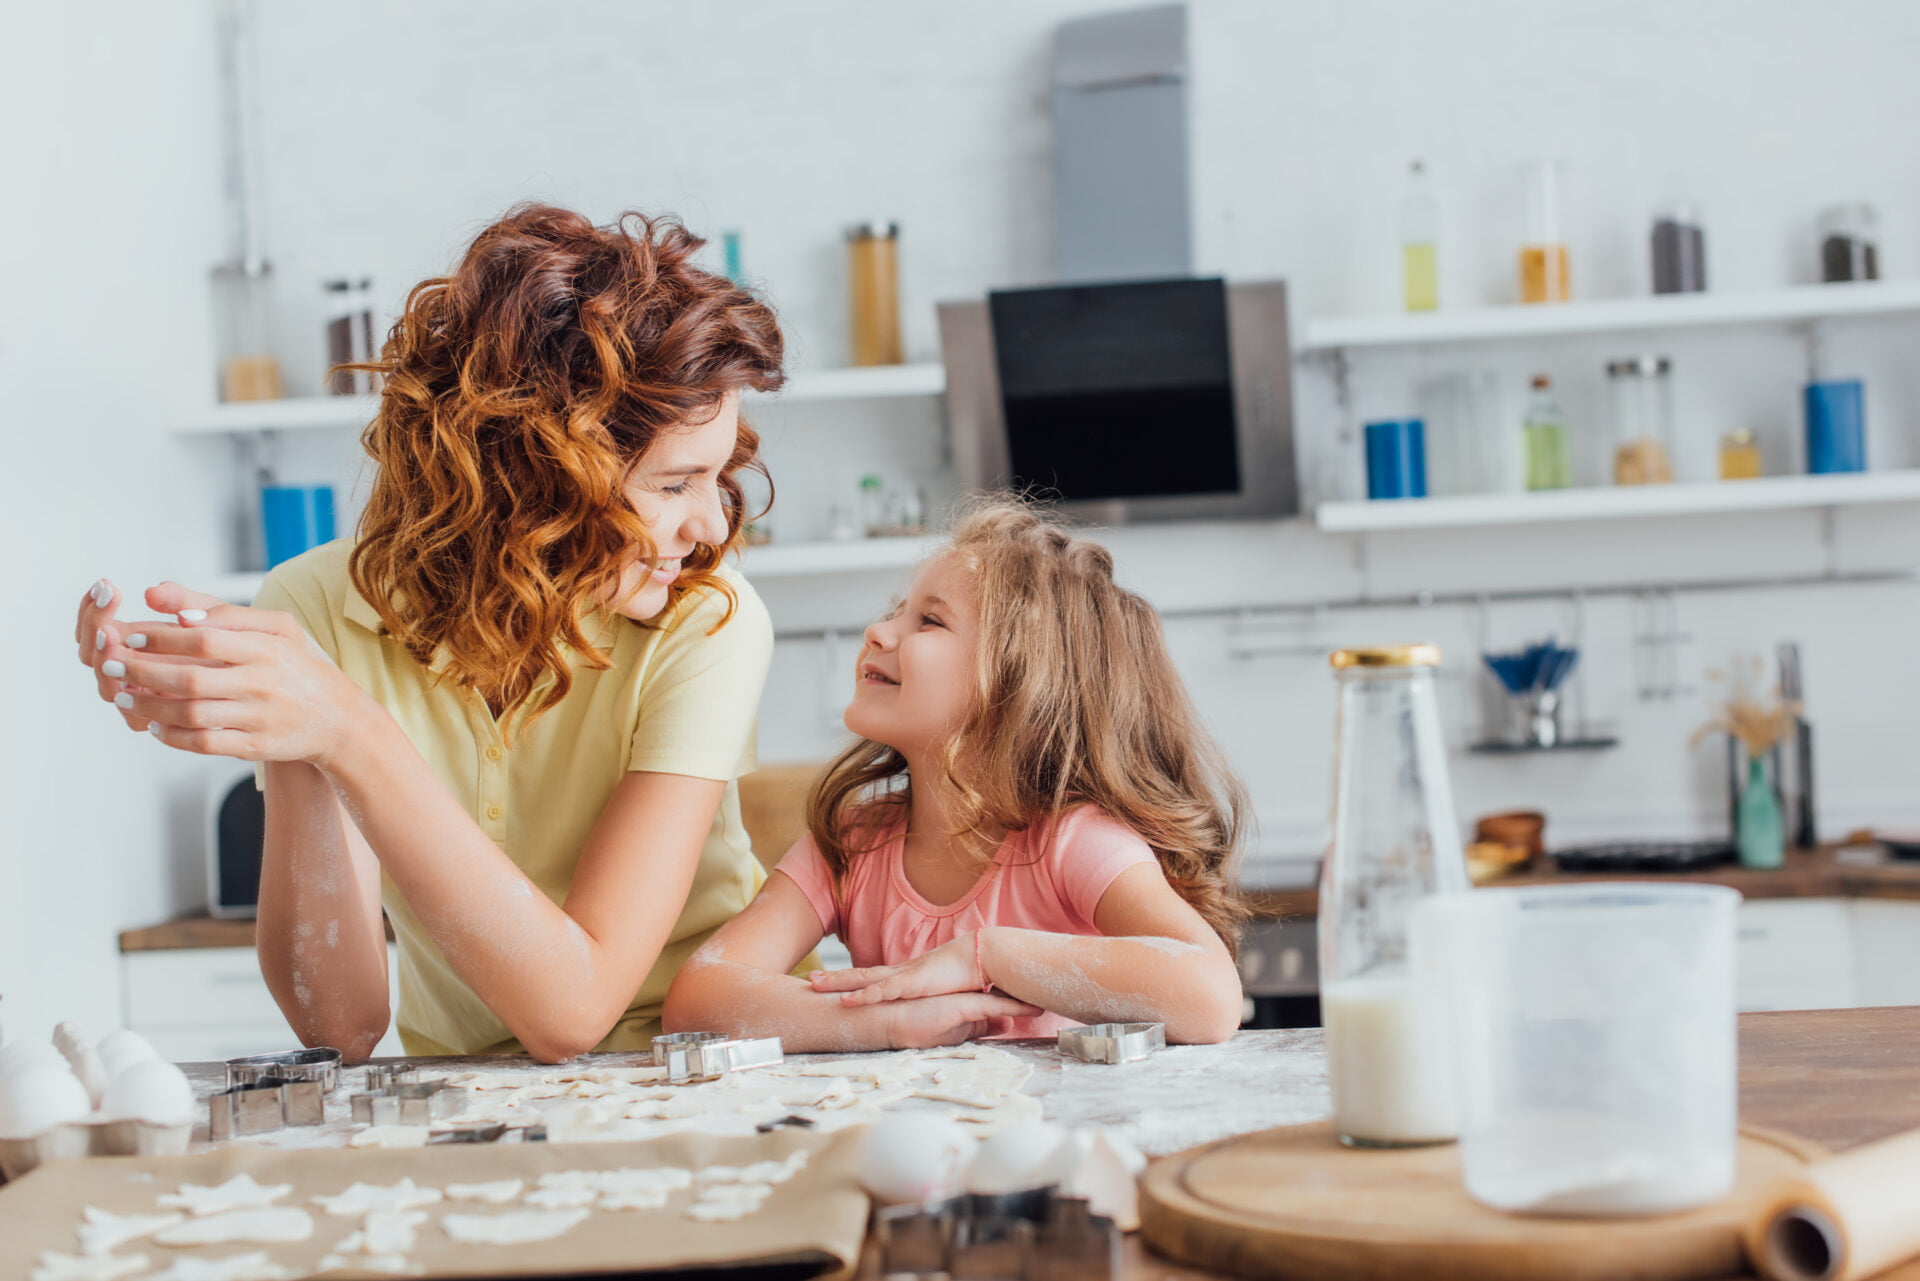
124 948 285 1028
139 1025 309 1064
1736 900 1855 985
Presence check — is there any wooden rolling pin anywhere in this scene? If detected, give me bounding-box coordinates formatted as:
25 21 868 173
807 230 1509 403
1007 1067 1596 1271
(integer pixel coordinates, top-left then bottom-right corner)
1746 1127 1920 1281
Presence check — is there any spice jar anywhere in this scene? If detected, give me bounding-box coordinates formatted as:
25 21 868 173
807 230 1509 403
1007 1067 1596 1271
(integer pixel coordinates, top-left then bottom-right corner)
1819 203 1879 283
212 261 282 403
846 221 903 366
1518 159 1571 304
1650 195 1707 295
1718 430 1762 480
1606 356 1676 485
1319 645 1469 1149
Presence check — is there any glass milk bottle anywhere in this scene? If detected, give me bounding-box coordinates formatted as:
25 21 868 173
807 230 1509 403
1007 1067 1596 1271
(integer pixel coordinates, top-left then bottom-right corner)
1318 645 1470 1148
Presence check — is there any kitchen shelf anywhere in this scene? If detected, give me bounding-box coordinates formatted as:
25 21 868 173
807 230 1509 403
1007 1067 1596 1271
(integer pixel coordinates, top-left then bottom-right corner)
1300 279 1920 353
198 537 936 605
1316 469 1920 533
171 364 945 436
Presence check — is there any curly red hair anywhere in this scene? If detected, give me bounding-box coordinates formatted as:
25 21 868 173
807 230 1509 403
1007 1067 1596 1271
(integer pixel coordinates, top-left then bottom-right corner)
348 204 784 729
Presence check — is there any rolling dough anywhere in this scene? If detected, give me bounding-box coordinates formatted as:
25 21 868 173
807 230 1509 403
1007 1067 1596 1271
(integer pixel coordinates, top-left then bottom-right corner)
444 1179 523 1204
147 1253 291 1281
441 1208 589 1245
32 1252 149 1281
312 1179 443 1216
75 1206 183 1255
159 1173 292 1216
153 1207 315 1246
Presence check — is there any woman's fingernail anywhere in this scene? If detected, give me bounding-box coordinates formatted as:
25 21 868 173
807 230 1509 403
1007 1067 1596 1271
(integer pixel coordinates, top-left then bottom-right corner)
147 722 164 738
114 692 135 710
90 580 111 606
102 660 126 678
178 609 207 623
94 629 106 651
128 634 148 649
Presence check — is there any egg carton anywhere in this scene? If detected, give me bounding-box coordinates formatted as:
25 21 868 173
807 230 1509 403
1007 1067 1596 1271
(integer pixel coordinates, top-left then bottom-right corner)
0 1114 191 1181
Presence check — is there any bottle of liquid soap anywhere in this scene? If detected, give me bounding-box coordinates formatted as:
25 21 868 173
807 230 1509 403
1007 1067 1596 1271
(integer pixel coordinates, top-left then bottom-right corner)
1401 160 1439 313
1523 374 1571 490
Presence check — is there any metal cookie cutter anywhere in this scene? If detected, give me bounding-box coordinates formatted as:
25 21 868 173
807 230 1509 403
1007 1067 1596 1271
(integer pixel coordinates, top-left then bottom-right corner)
209 1046 344 1139
649 1032 784 1084
351 1078 469 1127
225 1047 343 1092
876 1190 1119 1281
1057 1022 1166 1065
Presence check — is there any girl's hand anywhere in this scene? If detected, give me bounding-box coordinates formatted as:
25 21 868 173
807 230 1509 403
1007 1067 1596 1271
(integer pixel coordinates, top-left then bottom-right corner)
881 990 1041 1050
102 584 371 766
810 932 988 1007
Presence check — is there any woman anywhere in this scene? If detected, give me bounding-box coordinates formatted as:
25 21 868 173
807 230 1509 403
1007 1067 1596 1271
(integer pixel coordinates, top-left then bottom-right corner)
73 205 1034 1062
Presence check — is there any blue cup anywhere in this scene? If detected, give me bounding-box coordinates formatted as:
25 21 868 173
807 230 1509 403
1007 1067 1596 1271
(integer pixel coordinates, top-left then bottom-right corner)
261 485 336 568
1805 380 1866 474
1365 419 1428 500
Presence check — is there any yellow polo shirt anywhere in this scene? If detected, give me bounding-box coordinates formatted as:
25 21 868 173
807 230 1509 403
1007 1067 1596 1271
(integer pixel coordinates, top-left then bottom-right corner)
253 538 773 1056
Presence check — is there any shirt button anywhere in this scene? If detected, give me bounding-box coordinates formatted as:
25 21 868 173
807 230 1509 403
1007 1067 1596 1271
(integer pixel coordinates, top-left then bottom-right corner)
485 804 503 821
486 746 502 761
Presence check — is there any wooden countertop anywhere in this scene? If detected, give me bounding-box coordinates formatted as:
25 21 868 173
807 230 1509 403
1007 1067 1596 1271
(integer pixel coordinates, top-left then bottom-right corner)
1246 843 1920 920
1126 1006 1920 1281
119 915 394 952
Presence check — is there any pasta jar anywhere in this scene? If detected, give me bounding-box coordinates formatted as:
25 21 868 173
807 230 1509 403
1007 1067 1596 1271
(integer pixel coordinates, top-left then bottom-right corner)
846 221 903 366
1318 645 1470 1149
1607 356 1676 485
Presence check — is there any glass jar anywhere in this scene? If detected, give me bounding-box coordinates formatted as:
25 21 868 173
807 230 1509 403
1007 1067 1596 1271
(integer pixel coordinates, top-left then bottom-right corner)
323 277 376 396
1518 159 1570 304
1606 355 1675 485
846 221 903 366
211 260 282 402
1819 203 1879 283
1319 645 1470 1149
1650 196 1707 295
1719 429 1762 480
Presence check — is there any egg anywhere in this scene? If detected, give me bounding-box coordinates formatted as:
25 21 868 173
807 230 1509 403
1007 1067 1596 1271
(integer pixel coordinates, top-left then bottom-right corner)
0 1040 68 1080
101 1058 194 1125
0 1061 92 1138
95 1029 159 1080
964 1120 1070 1195
52 1022 111 1109
857 1112 976 1204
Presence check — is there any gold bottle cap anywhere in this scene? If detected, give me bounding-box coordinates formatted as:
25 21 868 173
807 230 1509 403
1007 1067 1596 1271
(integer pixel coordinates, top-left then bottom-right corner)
1330 645 1443 669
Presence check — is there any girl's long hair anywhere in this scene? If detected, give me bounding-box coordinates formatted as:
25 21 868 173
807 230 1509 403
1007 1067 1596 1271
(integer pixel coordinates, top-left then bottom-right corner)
348 203 783 731
805 497 1252 952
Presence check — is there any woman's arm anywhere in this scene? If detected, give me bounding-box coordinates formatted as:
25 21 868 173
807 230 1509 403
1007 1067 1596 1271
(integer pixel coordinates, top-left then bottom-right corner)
255 761 391 1061
812 863 1245 1043
664 873 1042 1051
108 588 746 1063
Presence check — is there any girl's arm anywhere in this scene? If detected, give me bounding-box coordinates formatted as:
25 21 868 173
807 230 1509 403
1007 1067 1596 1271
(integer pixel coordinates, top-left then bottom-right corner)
107 587 746 1064
813 863 1245 1043
664 872 1042 1051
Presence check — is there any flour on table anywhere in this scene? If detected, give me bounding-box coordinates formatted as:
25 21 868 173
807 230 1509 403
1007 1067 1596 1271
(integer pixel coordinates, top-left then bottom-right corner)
312 1179 443 1216
313 1254 421 1276
75 1206 183 1255
444 1179 522 1204
348 1124 429 1149
152 1207 315 1246
440 1208 589 1245
147 1252 292 1281
31 1252 149 1281
158 1173 292 1216
684 1182 774 1222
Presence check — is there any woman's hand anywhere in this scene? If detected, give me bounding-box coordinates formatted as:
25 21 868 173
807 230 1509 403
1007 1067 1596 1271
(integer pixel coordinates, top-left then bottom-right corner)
73 578 208 732
881 989 1040 1049
810 932 989 1007
99 583 371 766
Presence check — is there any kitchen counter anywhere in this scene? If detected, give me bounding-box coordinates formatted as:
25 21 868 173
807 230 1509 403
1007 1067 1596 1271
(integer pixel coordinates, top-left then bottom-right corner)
1247 843 1920 920
152 1007 1920 1280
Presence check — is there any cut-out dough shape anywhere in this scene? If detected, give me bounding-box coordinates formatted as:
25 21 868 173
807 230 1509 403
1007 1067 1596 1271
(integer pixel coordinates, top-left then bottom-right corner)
358 1209 429 1255
158 1173 293 1216
32 1252 149 1281
75 1206 183 1255
315 1254 421 1276
348 1124 429 1149
441 1208 590 1244
686 1182 775 1222
599 1188 671 1210
147 1253 292 1281
153 1207 315 1246
444 1179 523 1204
522 1185 596 1209
313 1179 443 1216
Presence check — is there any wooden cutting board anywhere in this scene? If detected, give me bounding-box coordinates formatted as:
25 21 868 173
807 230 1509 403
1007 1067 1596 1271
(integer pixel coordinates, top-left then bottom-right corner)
1139 1123 1820 1281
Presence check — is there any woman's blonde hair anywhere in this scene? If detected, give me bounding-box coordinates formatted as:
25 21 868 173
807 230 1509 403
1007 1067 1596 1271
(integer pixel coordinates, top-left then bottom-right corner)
805 496 1251 952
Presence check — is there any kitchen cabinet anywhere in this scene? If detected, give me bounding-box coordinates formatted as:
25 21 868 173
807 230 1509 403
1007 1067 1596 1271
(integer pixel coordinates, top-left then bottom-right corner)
1847 899 1920 1008
120 944 403 1062
1736 899 1857 1012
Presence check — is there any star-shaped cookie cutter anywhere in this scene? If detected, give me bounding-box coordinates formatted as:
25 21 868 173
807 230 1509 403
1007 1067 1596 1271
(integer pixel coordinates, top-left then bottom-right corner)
1057 1022 1166 1065
649 1032 785 1083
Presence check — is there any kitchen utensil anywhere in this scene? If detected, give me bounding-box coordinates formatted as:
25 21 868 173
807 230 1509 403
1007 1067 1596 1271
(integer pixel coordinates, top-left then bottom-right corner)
649 1032 784 1084
1425 884 1740 1216
1748 1125 1920 1281
1481 639 1581 747
350 1078 468 1127
1320 645 1468 1149
208 1078 326 1139
876 1189 1120 1281
225 1047 341 1092
1057 1022 1165 1065
1139 1122 1817 1281
1805 380 1866 474
1364 420 1428 500
1552 840 1736 872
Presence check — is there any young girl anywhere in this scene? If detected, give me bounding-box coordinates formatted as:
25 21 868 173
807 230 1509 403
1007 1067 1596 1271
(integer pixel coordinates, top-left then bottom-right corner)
664 499 1249 1049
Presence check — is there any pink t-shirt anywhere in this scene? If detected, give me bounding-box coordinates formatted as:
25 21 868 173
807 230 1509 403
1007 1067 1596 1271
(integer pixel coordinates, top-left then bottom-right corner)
774 804 1158 1038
